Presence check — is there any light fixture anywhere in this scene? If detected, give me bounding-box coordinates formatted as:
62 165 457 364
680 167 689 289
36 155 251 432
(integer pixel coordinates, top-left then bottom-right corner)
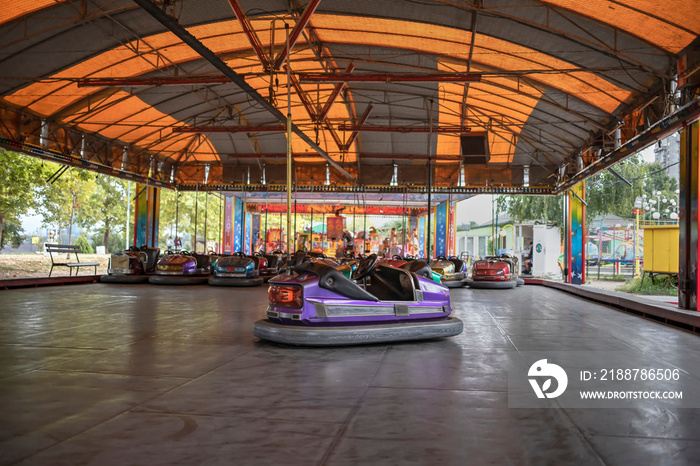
523 165 529 187
652 212 660 220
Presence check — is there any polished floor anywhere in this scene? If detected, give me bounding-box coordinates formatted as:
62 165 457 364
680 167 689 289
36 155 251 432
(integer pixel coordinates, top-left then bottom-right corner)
1 283 699 465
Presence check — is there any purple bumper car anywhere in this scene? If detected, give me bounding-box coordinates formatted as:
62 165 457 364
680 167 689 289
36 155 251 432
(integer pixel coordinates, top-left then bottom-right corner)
148 251 211 285
253 254 463 346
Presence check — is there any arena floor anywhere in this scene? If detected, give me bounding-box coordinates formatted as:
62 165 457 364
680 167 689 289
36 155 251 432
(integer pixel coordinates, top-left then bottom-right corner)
1 283 699 465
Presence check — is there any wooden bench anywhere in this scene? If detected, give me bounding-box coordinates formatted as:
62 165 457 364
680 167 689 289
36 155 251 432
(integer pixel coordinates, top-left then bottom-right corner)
45 243 99 277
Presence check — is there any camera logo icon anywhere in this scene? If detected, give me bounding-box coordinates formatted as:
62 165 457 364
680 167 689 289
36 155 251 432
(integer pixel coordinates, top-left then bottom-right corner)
528 359 568 399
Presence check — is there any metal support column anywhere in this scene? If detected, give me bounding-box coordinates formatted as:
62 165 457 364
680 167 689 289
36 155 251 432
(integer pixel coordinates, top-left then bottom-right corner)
133 184 160 248
567 182 586 284
679 120 700 310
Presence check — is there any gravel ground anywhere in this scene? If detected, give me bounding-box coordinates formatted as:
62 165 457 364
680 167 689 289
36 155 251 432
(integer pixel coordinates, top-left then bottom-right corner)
585 279 628 291
0 253 109 279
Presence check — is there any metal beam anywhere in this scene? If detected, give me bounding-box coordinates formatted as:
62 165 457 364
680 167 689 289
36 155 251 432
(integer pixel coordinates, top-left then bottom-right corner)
176 123 475 135
174 182 555 195
288 70 318 120
227 0 271 70
78 76 233 87
223 152 462 161
343 103 373 150
317 63 355 122
336 124 474 133
298 72 482 83
324 121 344 150
461 3 480 129
133 0 356 182
607 167 632 186
557 99 700 193
271 0 322 70
173 125 286 133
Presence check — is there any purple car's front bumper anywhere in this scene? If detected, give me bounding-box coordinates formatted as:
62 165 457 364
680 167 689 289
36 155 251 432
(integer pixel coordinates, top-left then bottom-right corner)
253 317 463 346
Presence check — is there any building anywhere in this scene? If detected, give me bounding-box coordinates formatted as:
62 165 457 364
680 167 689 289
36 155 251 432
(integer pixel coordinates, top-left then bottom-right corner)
653 132 681 185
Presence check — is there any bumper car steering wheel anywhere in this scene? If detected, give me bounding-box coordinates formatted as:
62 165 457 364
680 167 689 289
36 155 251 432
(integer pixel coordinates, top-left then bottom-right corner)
352 253 378 281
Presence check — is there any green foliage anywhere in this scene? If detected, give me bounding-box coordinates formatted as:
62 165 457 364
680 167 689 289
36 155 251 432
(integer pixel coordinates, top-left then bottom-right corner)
504 155 679 224
159 190 223 252
91 231 124 254
75 175 128 253
506 195 563 224
0 150 47 247
585 156 678 221
36 164 94 243
616 276 677 296
73 235 93 254
1 218 26 249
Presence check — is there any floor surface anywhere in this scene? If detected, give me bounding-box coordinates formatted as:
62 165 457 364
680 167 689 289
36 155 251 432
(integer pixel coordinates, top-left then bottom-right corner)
1 283 699 465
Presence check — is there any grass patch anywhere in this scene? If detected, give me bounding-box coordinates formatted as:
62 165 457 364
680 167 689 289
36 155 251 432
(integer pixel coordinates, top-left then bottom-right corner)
616 277 677 296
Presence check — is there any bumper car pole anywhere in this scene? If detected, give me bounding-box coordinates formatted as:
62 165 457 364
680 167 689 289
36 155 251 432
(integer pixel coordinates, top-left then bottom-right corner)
427 98 433 259
286 22 293 274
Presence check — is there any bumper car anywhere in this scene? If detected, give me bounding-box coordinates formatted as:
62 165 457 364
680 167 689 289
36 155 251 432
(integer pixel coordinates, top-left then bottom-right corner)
466 254 524 289
209 252 264 287
149 250 211 285
258 252 282 282
379 256 442 284
253 254 463 346
100 246 161 284
430 256 469 288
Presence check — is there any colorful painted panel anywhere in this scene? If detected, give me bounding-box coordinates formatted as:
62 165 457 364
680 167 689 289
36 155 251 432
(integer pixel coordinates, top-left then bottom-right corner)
223 196 233 255
568 182 586 284
435 201 448 258
133 185 160 248
448 202 456 256
430 211 436 259
418 216 425 257
234 196 243 252
134 184 148 248
327 216 345 241
252 214 261 252
244 212 252 255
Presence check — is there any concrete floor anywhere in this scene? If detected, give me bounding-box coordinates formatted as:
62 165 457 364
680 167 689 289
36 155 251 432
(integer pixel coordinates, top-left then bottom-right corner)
1 283 699 465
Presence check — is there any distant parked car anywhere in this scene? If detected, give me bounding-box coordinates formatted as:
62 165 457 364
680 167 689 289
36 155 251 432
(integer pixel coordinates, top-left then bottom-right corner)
586 242 600 265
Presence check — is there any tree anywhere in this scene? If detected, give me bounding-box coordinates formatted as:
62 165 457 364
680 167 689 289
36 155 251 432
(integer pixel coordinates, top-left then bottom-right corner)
159 190 224 252
1 217 25 249
504 155 679 225
36 165 94 244
75 175 128 253
73 235 93 254
585 156 678 221
506 195 563 224
0 150 46 248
